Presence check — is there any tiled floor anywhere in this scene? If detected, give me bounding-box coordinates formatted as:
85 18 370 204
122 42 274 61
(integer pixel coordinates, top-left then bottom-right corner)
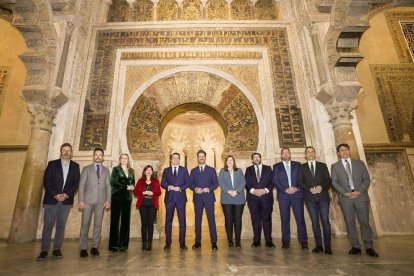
0 236 413 275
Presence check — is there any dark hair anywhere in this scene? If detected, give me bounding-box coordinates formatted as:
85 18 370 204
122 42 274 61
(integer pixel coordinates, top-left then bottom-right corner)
94 147 104 155
251 152 261 159
305 146 315 152
60 143 72 151
141 165 155 180
171 152 180 159
336 143 350 152
197 149 206 157
224 155 238 171
280 147 291 154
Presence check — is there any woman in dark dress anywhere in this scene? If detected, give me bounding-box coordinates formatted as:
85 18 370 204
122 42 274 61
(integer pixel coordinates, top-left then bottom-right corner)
108 153 135 252
134 165 161 250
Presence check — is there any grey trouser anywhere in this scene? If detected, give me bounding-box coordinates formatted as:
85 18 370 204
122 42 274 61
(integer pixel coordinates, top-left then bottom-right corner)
41 203 71 252
79 203 105 250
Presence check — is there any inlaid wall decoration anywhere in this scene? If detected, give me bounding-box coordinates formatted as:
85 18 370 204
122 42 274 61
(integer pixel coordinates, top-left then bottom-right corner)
371 65 414 143
365 148 414 234
385 11 414 63
80 28 306 150
0 66 12 116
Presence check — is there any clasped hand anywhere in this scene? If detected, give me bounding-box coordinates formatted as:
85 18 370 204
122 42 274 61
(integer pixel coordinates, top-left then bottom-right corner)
285 187 299 194
310 185 322 194
168 185 180 192
253 189 267 197
54 193 67 202
195 187 210 194
345 191 361 199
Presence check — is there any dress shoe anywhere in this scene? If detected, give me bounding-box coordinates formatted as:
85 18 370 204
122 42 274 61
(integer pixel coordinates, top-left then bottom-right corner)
90 247 100 256
180 243 188 250
312 246 324 253
192 242 201 249
235 242 241 248
36 251 48 261
119 246 127 252
348 247 362 255
164 243 171 251
266 242 276 248
146 242 152 251
251 241 261 248
142 242 147 250
228 241 234 248
325 248 332 255
366 248 379 257
52 249 63 259
281 243 290 249
80 249 89 257
211 243 218 250
301 243 309 250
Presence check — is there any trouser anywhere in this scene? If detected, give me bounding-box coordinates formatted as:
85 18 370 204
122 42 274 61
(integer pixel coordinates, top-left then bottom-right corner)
79 203 105 250
108 198 132 250
41 203 71 252
306 201 331 249
221 204 245 243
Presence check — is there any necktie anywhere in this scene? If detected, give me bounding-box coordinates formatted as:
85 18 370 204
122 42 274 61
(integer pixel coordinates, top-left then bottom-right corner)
200 166 204 173
256 166 260 182
96 164 100 179
173 167 177 176
310 162 315 177
286 162 291 187
344 160 354 190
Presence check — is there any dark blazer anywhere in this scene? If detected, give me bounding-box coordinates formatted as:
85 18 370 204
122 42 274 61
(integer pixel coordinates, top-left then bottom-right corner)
297 161 331 202
190 165 219 202
110 166 135 201
272 161 303 200
245 164 273 201
160 166 190 204
134 178 162 209
42 159 80 205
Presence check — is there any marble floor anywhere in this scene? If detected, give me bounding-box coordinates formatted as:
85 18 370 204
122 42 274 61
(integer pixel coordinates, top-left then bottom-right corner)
0 236 413 276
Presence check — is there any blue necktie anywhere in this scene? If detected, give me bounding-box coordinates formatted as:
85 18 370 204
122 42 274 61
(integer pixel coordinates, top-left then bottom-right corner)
96 164 100 179
286 162 291 187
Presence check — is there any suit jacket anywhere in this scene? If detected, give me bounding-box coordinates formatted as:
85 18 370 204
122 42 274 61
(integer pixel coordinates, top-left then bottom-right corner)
134 178 162 209
245 164 273 201
78 163 111 204
297 161 331 202
272 160 303 200
218 168 246 205
43 159 80 205
160 166 190 204
190 165 219 202
110 166 135 201
331 159 370 202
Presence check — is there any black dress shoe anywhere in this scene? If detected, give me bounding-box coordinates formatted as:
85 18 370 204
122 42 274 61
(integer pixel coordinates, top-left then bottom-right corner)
180 243 188 250
366 248 379 257
301 243 309 250
192 242 201 249
164 243 171 251
325 248 332 255
235 242 241 248
37 251 48 261
228 241 234 248
348 247 362 255
146 242 152 251
312 246 324 253
281 243 290 249
90 248 100 256
52 249 63 259
266 242 276 248
211 243 218 250
251 241 261 247
80 249 89 257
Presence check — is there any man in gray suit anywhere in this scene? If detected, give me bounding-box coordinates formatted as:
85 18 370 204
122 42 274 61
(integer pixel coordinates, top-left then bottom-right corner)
331 143 378 257
78 148 111 257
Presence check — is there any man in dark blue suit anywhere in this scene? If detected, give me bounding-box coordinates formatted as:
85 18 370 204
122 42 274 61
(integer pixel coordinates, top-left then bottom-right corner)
37 143 80 261
161 152 190 250
272 147 308 250
245 152 275 248
190 150 219 250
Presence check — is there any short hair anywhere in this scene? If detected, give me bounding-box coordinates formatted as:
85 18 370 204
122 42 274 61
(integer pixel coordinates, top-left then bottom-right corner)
251 152 261 159
141 165 155 180
280 147 291 154
171 152 180 159
94 147 104 155
336 143 350 152
60 143 72 151
197 149 206 157
305 146 315 152
224 155 238 171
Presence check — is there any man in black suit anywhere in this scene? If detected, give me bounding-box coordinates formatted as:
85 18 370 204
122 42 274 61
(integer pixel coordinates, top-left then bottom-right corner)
245 152 275 248
298 146 332 254
37 143 80 261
